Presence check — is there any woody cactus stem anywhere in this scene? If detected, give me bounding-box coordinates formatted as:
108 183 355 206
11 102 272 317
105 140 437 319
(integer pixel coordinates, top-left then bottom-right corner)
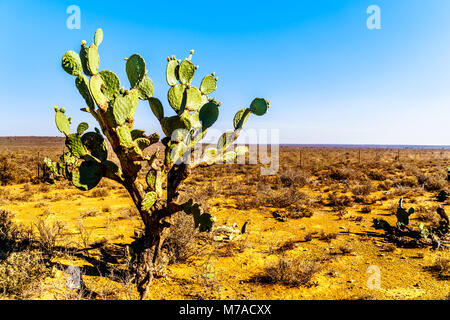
53 28 270 299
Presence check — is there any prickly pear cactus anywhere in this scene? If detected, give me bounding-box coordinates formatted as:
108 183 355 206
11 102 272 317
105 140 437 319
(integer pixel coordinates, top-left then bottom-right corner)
395 198 415 228
53 28 270 299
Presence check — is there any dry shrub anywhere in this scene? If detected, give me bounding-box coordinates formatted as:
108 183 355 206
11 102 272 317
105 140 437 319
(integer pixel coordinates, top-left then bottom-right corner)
318 231 337 242
329 167 354 181
287 204 313 219
279 169 309 188
351 182 374 196
162 213 198 264
429 258 450 280
378 180 393 191
0 251 47 296
264 255 320 286
368 170 386 181
399 176 418 188
34 218 65 256
360 205 372 214
90 188 110 198
0 156 15 186
328 193 353 209
423 175 447 191
338 243 353 254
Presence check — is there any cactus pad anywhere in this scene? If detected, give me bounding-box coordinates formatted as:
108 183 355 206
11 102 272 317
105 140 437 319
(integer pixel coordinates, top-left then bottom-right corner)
135 137 152 150
179 59 196 85
168 84 186 113
116 125 134 148
55 110 70 136
166 57 179 86
250 98 269 116
111 89 139 125
233 108 251 130
77 122 89 135
99 70 121 101
199 101 219 128
136 76 154 100
126 54 146 88
81 131 108 161
94 28 103 47
80 44 99 76
66 134 87 158
146 169 157 190
72 160 103 191
186 87 202 111
200 74 217 95
89 74 108 110
62 51 83 76
148 97 164 120
75 74 95 109
141 191 157 211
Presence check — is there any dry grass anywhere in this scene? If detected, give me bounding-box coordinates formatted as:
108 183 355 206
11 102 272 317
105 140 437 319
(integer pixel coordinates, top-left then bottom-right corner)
262 255 321 286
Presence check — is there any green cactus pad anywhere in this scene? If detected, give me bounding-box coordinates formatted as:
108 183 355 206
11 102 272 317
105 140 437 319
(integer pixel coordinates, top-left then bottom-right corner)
89 74 108 110
62 51 83 76
146 169 157 190
166 57 179 86
250 98 269 116
126 54 146 88
66 134 87 158
148 97 164 121
179 60 196 85
99 70 121 101
81 131 108 161
141 191 157 211
111 89 139 125
55 110 70 136
136 76 154 100
233 108 251 130
116 125 134 148
188 111 202 131
94 28 103 47
200 74 217 95
102 160 121 177
199 102 219 128
135 137 151 150
186 87 202 111
80 44 99 76
168 84 186 113
77 122 89 135
161 115 190 138
75 74 95 109
72 160 103 191
131 129 146 140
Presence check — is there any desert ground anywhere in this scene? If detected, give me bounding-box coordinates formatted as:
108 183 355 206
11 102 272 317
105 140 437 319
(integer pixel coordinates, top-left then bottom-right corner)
0 137 449 300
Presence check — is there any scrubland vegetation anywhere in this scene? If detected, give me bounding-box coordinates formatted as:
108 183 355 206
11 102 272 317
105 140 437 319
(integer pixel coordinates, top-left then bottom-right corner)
0 137 448 299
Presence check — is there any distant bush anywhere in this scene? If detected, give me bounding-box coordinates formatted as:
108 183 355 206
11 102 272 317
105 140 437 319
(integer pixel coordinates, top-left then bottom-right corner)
0 156 14 186
0 251 47 296
264 255 320 286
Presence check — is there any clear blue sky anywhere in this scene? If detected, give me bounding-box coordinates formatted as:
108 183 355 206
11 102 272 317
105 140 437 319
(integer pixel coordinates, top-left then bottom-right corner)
1 0 449 145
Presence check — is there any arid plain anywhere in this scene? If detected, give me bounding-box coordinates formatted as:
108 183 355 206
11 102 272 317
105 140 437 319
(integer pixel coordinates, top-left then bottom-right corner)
0 137 449 300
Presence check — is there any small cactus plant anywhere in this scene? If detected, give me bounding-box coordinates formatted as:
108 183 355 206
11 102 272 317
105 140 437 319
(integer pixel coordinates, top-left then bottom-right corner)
395 198 415 228
52 28 269 299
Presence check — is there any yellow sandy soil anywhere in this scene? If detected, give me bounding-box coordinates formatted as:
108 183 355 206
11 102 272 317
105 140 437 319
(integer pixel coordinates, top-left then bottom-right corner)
1 182 449 300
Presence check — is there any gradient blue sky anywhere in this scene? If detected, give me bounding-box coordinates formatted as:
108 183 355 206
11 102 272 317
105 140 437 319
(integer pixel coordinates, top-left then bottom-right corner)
1 0 449 145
